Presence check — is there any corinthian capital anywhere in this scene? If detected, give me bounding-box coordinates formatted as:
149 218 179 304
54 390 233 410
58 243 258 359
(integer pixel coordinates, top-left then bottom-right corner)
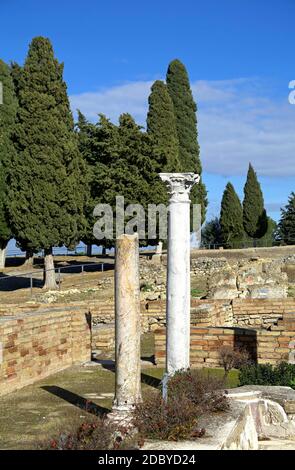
159 172 200 202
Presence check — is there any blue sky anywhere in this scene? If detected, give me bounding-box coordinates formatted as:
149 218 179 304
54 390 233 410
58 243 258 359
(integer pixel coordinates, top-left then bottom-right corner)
1 0 294 222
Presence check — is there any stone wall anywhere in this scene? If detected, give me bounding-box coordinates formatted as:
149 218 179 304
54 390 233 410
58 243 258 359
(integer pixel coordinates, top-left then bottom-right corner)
0 298 294 396
232 298 295 328
155 323 295 368
0 306 91 396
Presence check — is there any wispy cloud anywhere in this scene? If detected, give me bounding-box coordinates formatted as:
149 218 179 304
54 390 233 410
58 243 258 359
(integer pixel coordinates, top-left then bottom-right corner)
70 77 295 177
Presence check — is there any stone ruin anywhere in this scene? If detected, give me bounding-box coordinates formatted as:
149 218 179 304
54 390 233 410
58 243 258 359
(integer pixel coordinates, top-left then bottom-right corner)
141 253 291 301
192 256 289 300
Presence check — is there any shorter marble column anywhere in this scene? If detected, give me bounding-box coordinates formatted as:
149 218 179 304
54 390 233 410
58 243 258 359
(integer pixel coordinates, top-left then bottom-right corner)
111 233 142 417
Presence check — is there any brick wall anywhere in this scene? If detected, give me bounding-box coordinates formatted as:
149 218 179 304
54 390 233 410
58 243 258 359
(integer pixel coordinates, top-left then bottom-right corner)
0 306 91 396
232 299 295 328
155 324 295 368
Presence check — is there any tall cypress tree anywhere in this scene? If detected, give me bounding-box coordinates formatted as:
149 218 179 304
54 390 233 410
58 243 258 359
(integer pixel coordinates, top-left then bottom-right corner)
166 59 207 223
220 182 244 248
243 163 268 242
147 80 180 171
8 37 87 288
0 60 17 268
278 192 295 245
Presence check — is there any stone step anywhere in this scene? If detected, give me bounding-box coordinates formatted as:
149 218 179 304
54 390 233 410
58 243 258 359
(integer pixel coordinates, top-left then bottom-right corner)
259 439 295 450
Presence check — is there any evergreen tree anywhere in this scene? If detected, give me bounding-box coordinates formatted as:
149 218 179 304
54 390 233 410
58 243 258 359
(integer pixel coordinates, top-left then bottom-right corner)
76 111 120 253
0 60 17 268
201 217 222 248
243 163 268 242
147 80 180 171
8 37 87 288
166 59 207 223
220 182 244 248
278 192 295 245
77 112 167 249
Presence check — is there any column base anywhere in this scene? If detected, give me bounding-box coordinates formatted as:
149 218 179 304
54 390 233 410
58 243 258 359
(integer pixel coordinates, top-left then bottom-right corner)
107 404 135 427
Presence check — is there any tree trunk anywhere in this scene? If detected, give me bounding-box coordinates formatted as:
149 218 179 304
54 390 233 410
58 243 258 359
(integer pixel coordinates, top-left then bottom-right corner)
101 246 106 256
86 244 92 257
0 242 7 270
43 247 57 289
24 250 34 267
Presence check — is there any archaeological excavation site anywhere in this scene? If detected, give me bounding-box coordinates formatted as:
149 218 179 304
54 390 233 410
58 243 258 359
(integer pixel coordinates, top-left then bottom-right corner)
1 237 295 451
1 6 295 461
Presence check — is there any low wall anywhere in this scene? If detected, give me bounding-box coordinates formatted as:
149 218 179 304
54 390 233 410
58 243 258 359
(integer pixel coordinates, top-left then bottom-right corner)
0 306 91 396
232 298 295 328
0 298 295 395
155 321 295 368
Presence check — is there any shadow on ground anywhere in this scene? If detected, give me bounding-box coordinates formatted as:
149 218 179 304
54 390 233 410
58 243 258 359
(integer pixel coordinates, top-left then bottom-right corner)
42 385 109 416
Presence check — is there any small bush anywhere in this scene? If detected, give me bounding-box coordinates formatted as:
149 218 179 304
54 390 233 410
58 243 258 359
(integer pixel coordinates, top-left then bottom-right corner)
168 370 228 413
239 362 295 389
40 416 128 450
133 370 228 441
133 393 198 441
219 346 250 384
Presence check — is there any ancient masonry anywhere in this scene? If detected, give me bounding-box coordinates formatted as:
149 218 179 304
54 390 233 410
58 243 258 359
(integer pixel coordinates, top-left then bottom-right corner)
1 298 295 396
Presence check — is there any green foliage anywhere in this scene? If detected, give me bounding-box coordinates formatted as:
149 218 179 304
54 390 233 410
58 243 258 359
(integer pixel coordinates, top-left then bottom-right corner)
219 182 244 248
0 60 17 248
77 112 167 247
243 163 268 240
147 80 180 172
278 192 295 245
239 362 295 389
201 217 222 247
8 37 87 252
166 59 207 223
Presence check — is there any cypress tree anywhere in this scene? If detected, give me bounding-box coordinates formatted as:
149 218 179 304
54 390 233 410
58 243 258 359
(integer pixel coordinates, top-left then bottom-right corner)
166 59 207 223
8 37 87 288
147 80 180 171
0 60 17 268
243 163 268 241
220 182 244 248
278 192 295 245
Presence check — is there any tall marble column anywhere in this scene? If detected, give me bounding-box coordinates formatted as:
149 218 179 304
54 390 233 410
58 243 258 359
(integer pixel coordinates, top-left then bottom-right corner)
112 233 142 416
160 173 199 376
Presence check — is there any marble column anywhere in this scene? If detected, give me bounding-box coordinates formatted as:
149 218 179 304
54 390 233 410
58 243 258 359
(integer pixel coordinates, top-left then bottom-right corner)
160 173 199 376
112 233 142 416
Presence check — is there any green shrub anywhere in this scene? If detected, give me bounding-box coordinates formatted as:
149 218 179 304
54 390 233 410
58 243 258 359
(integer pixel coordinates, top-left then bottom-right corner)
239 362 295 389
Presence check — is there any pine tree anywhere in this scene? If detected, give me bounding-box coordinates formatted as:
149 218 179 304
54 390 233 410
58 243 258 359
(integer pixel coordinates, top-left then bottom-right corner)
166 59 207 223
220 182 244 248
8 37 87 288
147 80 180 171
243 163 268 242
278 192 295 245
78 112 167 248
0 60 17 268
77 111 120 253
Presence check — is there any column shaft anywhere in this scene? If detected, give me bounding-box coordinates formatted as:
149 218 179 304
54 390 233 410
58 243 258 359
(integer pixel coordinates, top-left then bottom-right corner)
113 233 141 411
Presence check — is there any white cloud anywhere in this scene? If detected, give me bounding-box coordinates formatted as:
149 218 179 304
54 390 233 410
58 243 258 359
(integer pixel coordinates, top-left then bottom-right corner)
70 77 295 177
